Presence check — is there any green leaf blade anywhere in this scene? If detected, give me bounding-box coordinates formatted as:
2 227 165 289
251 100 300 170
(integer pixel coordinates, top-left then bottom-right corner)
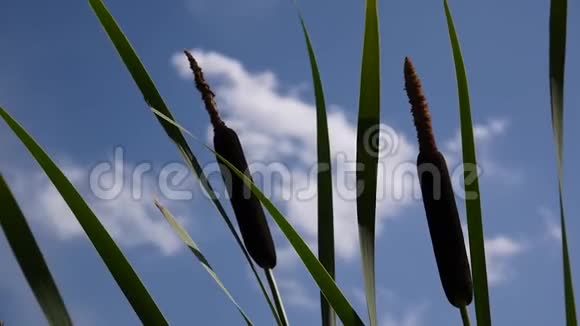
294 7 336 326
549 0 577 324
150 108 366 326
0 107 168 325
442 1 491 324
0 173 73 326
154 200 254 326
355 0 381 324
87 0 279 322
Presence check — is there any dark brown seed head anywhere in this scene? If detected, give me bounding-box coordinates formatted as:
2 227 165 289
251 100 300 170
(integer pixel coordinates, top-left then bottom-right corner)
185 50 277 269
404 57 473 307
214 125 277 269
417 150 473 307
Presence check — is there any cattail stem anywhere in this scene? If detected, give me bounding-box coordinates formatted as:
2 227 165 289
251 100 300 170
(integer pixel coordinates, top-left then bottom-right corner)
265 269 289 326
184 50 224 128
460 305 471 326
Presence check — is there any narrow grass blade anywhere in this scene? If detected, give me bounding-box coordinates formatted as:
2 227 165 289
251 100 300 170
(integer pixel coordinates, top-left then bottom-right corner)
355 0 381 324
87 0 279 322
0 107 168 325
151 108 366 326
293 6 336 326
549 0 577 324
154 200 253 326
442 1 491 324
0 173 73 326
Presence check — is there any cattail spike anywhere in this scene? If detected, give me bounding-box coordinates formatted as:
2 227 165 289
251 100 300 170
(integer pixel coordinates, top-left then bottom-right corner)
187 51 277 269
404 56 473 308
404 57 437 153
214 126 277 269
417 150 473 307
184 50 224 128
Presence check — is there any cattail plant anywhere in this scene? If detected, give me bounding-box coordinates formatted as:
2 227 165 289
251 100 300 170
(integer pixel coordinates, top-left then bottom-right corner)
403 57 473 310
184 50 289 325
183 50 277 270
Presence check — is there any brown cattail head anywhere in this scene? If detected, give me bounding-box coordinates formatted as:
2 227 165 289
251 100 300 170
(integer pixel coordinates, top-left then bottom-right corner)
404 57 437 153
417 150 473 307
404 57 473 307
184 50 224 128
214 125 277 269
185 50 277 269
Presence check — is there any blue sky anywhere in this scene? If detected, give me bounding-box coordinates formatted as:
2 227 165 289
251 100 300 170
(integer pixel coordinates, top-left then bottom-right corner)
1 0 580 325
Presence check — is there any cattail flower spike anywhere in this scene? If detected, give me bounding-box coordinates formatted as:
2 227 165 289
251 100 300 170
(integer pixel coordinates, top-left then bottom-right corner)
404 57 473 309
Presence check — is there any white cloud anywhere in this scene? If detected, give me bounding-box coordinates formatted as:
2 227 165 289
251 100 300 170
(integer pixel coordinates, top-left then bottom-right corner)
352 287 426 326
172 49 418 260
381 305 425 326
277 278 317 309
546 221 562 242
444 118 520 185
172 49 518 266
275 243 315 270
463 227 526 286
485 236 526 284
538 206 562 242
6 162 188 256
445 118 508 153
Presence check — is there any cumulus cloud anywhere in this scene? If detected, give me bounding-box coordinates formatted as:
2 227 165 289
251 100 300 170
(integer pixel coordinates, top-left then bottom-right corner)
275 243 316 270
5 160 191 256
444 118 520 185
352 287 427 326
277 278 317 309
463 227 526 286
171 49 515 263
484 236 526 285
381 306 425 326
172 49 418 260
537 206 562 242
445 118 509 153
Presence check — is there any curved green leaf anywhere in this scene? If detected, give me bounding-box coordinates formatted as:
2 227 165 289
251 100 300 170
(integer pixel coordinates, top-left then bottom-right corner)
154 200 253 326
549 0 577 324
442 1 491 324
0 173 73 326
355 0 381 324
151 108 366 326
0 107 168 325
293 5 336 326
87 0 279 322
